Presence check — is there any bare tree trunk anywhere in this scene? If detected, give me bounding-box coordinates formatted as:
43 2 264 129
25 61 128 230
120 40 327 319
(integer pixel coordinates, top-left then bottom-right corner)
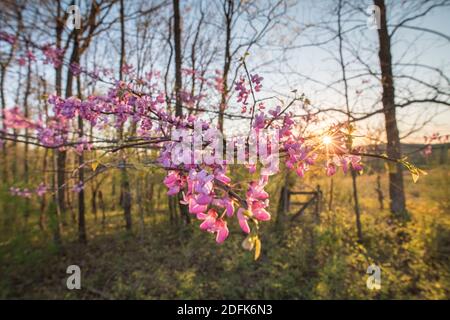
52 150 62 247
218 0 233 133
173 0 190 224
91 189 98 220
119 0 132 231
1 66 8 182
99 190 106 228
23 42 32 223
75 31 87 244
351 169 363 242
55 1 67 226
77 118 86 243
173 0 183 118
39 149 49 231
337 0 362 241
375 0 407 218
376 174 384 210
328 178 334 211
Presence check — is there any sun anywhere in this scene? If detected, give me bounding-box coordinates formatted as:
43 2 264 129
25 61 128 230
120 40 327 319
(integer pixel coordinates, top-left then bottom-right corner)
322 135 333 145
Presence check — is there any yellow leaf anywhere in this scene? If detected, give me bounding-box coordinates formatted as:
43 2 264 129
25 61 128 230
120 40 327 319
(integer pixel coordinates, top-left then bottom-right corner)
91 161 99 171
254 237 261 260
411 170 419 183
417 168 428 176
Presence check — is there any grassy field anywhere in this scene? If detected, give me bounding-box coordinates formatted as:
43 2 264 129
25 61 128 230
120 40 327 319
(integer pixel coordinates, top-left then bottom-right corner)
0 165 449 299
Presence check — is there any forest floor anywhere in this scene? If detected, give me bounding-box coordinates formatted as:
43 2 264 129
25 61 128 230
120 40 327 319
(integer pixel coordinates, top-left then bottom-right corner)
1 166 449 299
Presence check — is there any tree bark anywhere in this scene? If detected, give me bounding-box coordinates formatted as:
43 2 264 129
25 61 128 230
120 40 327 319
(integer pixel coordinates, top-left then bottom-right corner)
375 0 407 218
173 0 190 224
119 0 132 231
173 0 183 118
55 0 67 226
74 29 87 244
218 0 233 133
351 169 363 242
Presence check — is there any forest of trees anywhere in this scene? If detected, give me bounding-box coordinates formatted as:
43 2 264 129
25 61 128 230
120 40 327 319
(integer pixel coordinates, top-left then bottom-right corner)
0 0 449 300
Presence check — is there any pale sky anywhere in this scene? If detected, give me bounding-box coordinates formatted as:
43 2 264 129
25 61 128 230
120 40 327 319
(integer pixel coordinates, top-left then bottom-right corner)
251 0 450 144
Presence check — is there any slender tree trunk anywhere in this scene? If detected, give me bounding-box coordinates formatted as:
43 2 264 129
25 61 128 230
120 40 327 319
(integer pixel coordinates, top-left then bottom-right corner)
39 149 49 231
99 190 106 228
1 66 8 182
92 189 98 219
75 32 87 244
375 0 407 218
52 150 62 246
337 0 363 240
119 0 126 81
77 115 87 243
218 0 233 133
328 178 334 211
0 13 19 184
351 169 363 242
376 174 384 210
119 0 132 231
173 0 183 118
173 0 190 224
23 44 32 222
55 0 67 226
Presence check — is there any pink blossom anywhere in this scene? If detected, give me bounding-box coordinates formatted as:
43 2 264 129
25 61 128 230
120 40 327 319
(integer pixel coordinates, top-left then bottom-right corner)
187 196 208 214
213 197 235 217
10 187 32 198
42 45 65 68
213 219 229 243
235 76 249 105
250 201 271 221
36 183 48 197
0 32 16 45
214 167 231 185
349 155 363 171
253 112 266 130
296 163 306 177
251 74 263 92
247 164 257 174
17 57 27 66
72 182 84 193
164 171 184 195
237 208 250 234
247 178 269 201
198 209 229 243
269 105 281 118
326 162 336 176
422 145 432 157
4 107 37 129
121 63 134 75
70 62 82 76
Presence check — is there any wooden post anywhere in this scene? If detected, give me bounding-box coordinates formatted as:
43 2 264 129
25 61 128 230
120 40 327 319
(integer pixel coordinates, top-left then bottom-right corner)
328 178 334 211
376 175 384 210
315 185 321 223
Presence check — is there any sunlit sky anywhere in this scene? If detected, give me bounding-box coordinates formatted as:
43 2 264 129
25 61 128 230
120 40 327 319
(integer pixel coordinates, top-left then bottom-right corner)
252 0 450 144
